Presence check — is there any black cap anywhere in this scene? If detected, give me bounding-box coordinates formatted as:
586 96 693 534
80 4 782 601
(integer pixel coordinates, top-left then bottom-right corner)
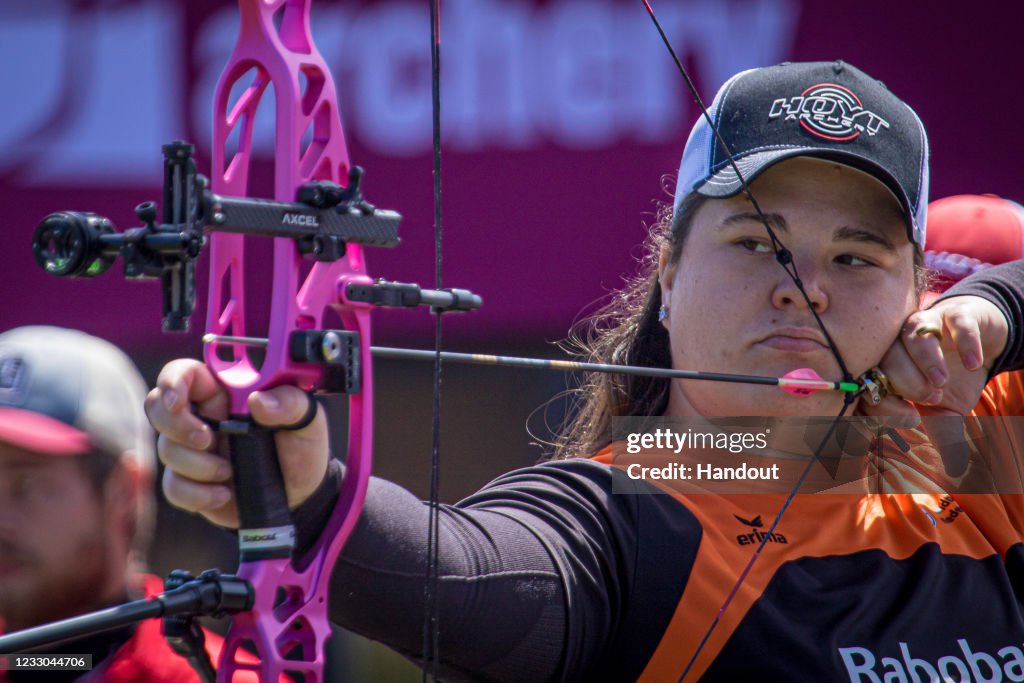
675 60 929 245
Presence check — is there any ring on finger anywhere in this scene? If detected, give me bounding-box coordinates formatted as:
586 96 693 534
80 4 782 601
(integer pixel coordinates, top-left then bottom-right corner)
913 325 943 341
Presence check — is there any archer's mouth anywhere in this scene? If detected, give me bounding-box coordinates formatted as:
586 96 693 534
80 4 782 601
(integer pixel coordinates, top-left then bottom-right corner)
757 335 828 352
755 327 829 353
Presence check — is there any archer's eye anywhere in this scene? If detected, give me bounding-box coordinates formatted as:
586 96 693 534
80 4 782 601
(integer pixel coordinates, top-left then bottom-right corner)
834 253 873 267
738 239 772 254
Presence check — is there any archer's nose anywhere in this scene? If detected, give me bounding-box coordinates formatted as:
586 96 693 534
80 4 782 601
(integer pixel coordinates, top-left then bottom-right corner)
771 262 828 313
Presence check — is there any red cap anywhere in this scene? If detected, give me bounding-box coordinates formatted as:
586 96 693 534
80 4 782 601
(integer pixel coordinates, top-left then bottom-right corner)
922 194 1024 305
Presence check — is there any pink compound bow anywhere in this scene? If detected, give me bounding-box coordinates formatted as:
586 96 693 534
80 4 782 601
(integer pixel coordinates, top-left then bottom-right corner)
13 1 478 680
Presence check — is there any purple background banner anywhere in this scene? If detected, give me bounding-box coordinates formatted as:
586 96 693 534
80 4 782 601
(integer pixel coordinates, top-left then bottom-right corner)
1 0 1021 354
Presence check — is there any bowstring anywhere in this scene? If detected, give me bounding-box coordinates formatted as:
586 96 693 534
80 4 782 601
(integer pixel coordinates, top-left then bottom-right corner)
420 2 863 680
639 2 860 680
642 1 852 385
423 0 443 679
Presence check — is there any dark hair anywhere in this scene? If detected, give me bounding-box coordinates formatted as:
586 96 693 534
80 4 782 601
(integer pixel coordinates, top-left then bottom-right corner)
77 448 121 494
550 192 926 460
551 193 707 459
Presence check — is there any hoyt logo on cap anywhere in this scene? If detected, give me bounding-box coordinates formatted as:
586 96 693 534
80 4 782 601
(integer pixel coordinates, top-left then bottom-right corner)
674 60 930 246
768 83 890 142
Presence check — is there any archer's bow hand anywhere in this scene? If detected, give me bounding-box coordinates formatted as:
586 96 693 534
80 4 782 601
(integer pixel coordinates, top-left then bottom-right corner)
146 359 330 529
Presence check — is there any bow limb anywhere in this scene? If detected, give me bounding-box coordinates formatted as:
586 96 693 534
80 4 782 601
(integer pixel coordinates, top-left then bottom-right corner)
206 1 373 679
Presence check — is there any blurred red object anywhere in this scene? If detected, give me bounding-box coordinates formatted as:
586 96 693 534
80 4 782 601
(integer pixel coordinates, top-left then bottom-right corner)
922 194 1024 307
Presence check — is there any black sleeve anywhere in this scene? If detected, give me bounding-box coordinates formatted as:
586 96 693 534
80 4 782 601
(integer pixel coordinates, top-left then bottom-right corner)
939 259 1024 374
292 458 702 682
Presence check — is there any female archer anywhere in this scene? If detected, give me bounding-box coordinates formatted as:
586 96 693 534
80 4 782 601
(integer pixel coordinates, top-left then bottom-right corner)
148 61 1024 681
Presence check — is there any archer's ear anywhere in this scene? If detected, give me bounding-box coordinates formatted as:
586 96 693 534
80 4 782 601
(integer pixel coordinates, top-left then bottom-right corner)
657 245 675 331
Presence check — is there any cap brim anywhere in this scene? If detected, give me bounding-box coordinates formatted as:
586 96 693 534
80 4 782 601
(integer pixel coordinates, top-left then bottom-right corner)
0 407 92 456
694 148 920 245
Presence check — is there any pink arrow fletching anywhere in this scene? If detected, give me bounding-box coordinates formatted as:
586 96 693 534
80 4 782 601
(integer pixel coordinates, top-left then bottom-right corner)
778 368 831 396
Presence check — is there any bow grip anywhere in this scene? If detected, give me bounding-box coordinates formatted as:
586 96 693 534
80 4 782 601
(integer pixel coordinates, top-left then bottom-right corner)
221 417 295 561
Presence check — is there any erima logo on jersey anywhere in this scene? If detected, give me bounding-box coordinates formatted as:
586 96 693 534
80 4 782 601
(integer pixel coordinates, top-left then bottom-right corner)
282 213 319 227
734 514 763 527
733 513 787 545
839 639 1024 682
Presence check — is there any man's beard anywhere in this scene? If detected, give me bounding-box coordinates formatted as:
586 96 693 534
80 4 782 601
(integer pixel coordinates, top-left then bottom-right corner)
0 526 112 632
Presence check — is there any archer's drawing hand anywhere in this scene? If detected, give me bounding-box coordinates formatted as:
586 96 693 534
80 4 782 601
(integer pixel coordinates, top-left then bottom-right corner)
862 295 1009 418
858 296 1008 477
146 359 330 529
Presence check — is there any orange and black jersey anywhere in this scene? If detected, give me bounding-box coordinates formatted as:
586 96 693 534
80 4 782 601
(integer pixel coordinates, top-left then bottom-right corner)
591 372 1024 681
320 411 1024 681
302 260 1024 681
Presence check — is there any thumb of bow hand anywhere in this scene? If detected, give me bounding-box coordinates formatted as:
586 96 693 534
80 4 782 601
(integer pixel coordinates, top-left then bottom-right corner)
249 387 330 509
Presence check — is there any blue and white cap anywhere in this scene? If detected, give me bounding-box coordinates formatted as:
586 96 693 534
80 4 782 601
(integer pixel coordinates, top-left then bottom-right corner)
675 60 930 246
0 326 153 470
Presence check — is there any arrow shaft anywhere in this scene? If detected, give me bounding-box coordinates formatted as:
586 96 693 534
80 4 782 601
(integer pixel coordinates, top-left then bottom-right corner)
371 347 858 393
202 335 859 394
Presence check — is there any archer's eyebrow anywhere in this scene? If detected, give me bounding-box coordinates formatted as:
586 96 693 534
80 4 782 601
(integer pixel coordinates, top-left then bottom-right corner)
719 212 787 232
719 213 898 251
833 225 897 251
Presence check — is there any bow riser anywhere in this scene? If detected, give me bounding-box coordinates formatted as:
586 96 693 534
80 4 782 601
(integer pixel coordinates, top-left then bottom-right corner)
208 1 373 680
208 0 361 403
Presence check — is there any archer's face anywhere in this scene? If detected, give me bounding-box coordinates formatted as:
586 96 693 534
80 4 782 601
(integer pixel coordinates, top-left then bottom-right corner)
658 157 918 417
0 444 116 631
